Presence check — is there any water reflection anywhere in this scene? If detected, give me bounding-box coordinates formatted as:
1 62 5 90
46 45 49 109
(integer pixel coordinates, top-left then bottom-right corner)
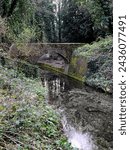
40 69 113 150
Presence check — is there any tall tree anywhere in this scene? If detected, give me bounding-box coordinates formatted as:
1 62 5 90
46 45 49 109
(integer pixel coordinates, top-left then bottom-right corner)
0 0 37 43
60 0 94 43
76 0 113 37
35 0 57 42
57 1 62 42
1 0 19 18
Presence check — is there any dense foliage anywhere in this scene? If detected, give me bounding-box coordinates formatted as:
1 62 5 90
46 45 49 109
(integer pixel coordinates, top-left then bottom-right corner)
0 0 112 43
0 58 72 149
60 0 94 43
73 36 113 93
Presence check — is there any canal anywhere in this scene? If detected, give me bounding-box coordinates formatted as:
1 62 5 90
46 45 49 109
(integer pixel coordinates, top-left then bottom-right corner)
40 69 113 150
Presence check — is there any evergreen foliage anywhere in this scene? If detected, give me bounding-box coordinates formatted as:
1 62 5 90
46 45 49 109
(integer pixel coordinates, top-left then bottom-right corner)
0 0 113 43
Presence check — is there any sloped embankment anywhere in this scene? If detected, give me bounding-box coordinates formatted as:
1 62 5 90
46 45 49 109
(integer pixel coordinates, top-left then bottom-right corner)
71 36 113 93
0 58 72 149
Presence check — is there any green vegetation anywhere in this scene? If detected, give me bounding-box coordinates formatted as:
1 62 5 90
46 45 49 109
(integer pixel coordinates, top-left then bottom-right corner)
0 0 112 43
0 0 113 149
73 36 113 93
0 63 72 149
74 36 113 57
76 0 113 36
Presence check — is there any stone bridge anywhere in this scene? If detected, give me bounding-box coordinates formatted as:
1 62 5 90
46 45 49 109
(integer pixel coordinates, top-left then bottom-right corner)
38 43 85 64
2 43 84 64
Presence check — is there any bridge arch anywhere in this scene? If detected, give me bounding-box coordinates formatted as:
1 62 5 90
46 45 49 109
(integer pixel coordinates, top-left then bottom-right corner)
54 52 70 64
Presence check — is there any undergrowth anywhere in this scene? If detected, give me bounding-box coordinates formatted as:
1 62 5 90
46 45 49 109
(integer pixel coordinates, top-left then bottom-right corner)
73 36 112 57
0 63 72 150
71 36 113 93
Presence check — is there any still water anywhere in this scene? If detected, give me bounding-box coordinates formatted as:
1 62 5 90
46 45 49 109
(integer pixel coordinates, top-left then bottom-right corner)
40 69 113 150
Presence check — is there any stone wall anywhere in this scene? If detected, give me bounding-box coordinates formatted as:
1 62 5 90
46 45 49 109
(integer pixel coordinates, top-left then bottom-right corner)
68 55 87 81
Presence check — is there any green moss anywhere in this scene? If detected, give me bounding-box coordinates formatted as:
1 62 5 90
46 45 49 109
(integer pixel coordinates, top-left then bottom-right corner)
79 66 83 74
68 73 84 82
39 63 64 73
71 57 77 66
39 62 84 82
71 36 113 93
68 55 87 82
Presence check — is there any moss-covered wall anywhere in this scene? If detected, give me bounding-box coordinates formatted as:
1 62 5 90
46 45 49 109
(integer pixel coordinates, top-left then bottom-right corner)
68 56 87 81
71 36 113 93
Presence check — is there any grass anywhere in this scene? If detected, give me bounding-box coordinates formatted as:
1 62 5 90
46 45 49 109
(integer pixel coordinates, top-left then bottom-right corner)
0 63 72 150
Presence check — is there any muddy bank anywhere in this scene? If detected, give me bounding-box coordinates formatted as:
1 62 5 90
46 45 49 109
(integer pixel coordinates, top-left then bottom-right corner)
60 89 113 149
40 69 113 150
